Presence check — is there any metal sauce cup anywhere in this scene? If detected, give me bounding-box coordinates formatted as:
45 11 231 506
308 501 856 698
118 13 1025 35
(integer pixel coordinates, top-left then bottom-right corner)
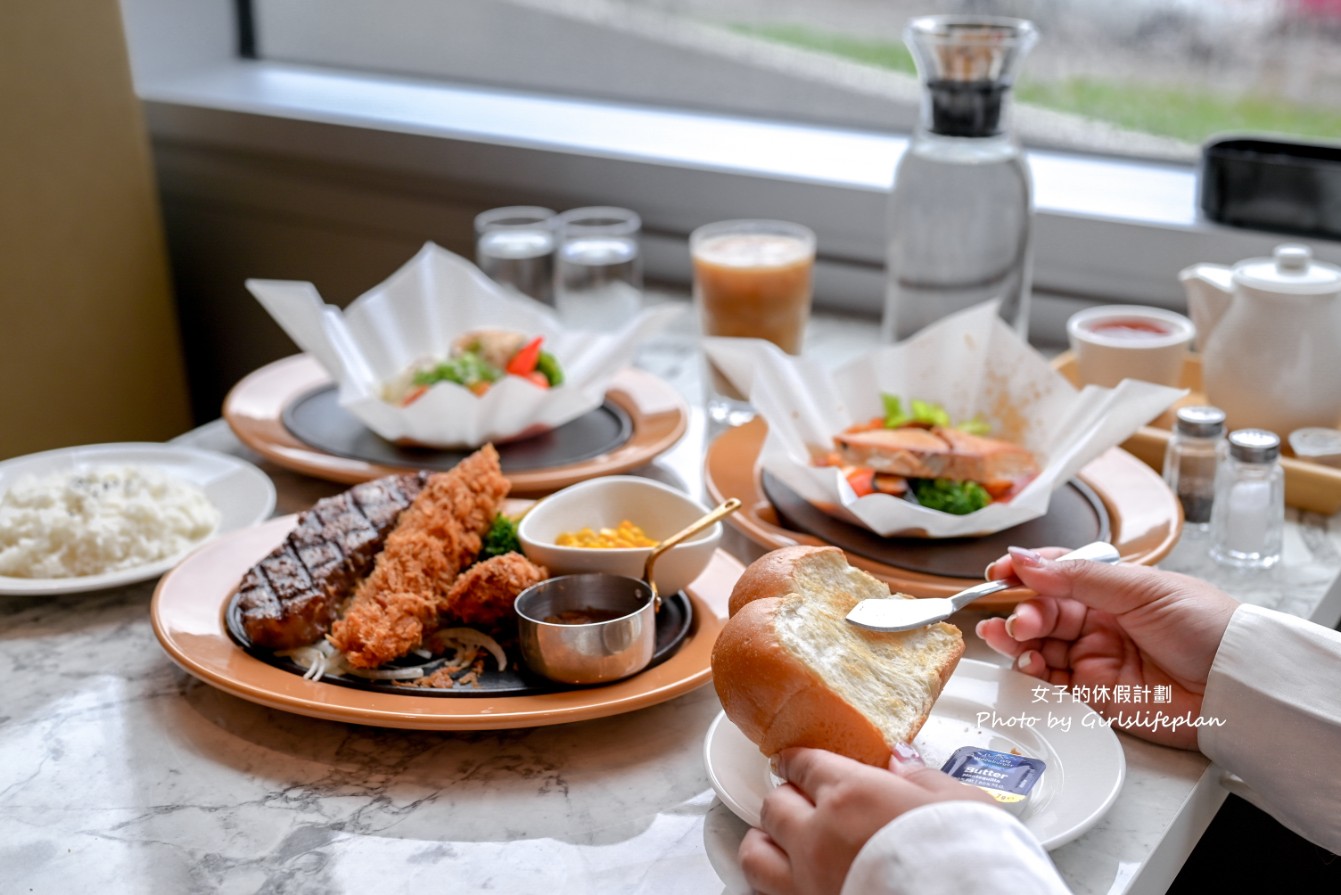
515 498 741 685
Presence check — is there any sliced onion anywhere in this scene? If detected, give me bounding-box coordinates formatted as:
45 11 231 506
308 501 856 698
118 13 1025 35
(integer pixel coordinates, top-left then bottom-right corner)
276 626 504 683
276 645 329 680
433 627 508 672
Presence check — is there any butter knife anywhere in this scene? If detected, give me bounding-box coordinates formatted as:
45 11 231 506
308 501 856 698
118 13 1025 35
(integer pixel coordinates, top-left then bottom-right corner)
844 541 1122 633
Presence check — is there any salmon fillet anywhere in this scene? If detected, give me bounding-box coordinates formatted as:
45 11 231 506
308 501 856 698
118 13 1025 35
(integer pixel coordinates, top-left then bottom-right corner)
934 427 1039 482
834 426 1038 483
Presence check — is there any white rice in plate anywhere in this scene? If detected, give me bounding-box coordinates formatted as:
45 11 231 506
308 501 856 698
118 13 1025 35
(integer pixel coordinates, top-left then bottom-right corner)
0 465 221 579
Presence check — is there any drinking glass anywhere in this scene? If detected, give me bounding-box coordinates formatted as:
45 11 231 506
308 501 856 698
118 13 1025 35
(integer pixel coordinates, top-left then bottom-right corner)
555 206 643 329
691 219 816 428
474 206 557 306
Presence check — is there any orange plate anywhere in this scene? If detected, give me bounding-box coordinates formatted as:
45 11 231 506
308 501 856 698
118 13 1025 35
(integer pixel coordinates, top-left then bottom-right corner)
222 355 688 497
151 515 740 731
1054 351 1341 515
703 418 1181 605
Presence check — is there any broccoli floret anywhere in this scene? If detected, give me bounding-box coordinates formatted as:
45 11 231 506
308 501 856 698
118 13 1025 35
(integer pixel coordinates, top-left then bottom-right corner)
479 513 522 560
910 478 991 515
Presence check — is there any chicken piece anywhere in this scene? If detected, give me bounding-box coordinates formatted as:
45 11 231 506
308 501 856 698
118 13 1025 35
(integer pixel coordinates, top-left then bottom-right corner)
446 552 549 632
451 329 528 371
328 445 509 668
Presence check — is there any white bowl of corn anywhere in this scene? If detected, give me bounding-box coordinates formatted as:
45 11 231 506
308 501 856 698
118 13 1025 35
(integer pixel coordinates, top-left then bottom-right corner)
516 476 722 596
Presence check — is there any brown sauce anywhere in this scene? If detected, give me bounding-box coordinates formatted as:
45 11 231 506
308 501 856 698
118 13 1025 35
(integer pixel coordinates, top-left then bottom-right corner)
544 607 629 625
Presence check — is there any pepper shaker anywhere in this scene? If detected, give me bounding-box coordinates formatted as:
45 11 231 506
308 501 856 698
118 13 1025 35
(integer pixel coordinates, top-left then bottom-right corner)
1162 406 1228 535
1210 429 1284 570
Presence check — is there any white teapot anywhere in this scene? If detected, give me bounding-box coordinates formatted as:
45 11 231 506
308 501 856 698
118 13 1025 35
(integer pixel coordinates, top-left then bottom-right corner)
1180 244 1341 437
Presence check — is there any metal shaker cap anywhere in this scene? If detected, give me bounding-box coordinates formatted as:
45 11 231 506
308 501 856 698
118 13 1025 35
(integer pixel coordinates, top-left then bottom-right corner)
1174 406 1226 438
906 16 1038 137
1228 429 1281 463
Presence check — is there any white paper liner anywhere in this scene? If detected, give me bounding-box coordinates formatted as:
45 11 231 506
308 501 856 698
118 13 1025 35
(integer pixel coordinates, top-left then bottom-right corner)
247 242 680 448
704 302 1184 537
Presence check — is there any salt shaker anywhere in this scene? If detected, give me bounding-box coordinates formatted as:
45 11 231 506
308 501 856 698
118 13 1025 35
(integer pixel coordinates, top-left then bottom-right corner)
1210 429 1284 570
1162 406 1228 535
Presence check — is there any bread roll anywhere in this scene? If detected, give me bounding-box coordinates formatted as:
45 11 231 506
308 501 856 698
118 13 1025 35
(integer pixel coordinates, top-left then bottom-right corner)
712 545 964 766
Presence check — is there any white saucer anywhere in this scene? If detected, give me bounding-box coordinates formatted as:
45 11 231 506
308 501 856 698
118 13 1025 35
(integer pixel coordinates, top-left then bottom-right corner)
703 658 1126 850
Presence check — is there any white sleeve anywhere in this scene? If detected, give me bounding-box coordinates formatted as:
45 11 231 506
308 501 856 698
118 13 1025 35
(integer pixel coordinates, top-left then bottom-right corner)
841 801 1071 895
1198 602 1341 854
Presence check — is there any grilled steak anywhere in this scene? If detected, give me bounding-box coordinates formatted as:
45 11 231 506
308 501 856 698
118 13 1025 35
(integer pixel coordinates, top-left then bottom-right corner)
236 471 430 649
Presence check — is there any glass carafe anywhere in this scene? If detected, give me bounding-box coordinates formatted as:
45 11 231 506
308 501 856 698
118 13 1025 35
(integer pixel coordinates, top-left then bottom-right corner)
882 16 1038 342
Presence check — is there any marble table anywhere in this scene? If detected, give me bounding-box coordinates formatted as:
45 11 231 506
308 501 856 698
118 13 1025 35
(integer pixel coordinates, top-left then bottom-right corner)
4 301 1340 894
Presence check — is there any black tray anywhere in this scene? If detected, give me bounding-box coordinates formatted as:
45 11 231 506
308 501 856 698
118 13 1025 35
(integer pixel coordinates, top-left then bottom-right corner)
761 471 1111 581
225 590 693 696
1200 137 1341 240
282 384 633 473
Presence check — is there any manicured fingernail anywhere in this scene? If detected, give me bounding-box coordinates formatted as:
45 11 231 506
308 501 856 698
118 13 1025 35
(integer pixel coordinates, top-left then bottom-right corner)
1004 614 1019 639
974 619 990 639
1008 546 1044 569
1017 650 1038 670
892 740 925 768
983 561 996 580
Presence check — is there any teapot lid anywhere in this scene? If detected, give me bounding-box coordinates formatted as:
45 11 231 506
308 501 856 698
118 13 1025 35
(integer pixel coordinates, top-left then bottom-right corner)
1235 244 1341 295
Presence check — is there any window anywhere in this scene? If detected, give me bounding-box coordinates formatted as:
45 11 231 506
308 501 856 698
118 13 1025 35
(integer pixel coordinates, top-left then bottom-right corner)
122 0 1341 346
248 0 1341 161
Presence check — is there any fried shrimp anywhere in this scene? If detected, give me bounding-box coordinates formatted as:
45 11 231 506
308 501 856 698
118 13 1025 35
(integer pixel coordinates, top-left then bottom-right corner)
329 445 509 668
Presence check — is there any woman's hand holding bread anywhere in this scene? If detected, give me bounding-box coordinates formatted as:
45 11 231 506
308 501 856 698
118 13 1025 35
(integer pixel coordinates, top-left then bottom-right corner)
716 546 987 894
740 747 994 895
977 546 1238 749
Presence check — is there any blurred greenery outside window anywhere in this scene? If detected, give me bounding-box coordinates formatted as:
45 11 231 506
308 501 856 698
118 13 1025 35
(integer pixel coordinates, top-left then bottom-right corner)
724 0 1341 155
250 0 1341 162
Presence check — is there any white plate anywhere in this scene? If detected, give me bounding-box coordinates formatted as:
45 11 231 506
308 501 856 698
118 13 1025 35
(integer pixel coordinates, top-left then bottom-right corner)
703 658 1126 850
0 442 276 596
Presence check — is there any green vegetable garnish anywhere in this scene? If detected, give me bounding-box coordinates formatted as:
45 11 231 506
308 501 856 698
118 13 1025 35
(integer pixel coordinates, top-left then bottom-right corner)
910 478 991 515
535 350 564 387
881 394 909 428
412 351 502 389
880 393 990 434
479 513 521 560
956 415 992 435
911 398 951 428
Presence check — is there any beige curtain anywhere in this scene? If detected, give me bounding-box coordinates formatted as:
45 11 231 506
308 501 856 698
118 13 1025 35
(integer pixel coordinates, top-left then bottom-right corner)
0 1 191 459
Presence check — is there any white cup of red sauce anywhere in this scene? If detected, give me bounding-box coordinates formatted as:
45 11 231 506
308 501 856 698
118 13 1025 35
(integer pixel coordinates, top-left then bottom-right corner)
1066 305 1196 388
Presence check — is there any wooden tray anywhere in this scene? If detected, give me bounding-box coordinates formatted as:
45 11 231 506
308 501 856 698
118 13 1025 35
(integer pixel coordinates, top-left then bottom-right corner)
1052 352 1341 515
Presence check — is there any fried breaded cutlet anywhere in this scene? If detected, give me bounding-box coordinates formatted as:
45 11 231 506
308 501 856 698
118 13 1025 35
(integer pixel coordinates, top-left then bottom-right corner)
328 445 509 668
447 552 549 632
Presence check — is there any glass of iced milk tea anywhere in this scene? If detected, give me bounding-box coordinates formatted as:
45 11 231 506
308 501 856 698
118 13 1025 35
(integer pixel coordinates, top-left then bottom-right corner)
691 219 816 427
